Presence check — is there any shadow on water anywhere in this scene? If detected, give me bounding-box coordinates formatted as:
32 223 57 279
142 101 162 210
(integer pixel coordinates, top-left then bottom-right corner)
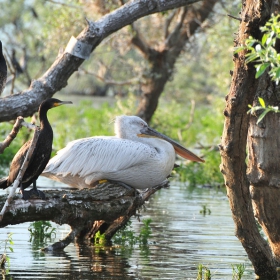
0 177 255 279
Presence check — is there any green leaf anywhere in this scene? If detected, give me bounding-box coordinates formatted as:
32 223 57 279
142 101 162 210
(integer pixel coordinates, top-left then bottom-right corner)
256 63 270 79
9 247 13 252
257 110 268 124
262 33 268 45
258 97 266 108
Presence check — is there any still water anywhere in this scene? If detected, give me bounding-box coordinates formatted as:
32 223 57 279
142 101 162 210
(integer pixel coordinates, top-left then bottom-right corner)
0 177 254 280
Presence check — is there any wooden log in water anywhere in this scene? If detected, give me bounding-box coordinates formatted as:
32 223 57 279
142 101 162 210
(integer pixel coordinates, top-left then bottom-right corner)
0 181 168 250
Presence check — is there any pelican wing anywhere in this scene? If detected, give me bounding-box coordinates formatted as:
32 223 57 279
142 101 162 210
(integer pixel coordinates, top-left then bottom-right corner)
44 136 157 185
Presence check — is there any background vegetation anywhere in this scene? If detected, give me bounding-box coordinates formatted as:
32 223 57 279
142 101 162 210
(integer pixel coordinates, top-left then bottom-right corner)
0 0 240 187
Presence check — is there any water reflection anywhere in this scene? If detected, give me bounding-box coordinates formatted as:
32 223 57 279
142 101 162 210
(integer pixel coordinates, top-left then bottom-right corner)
0 178 254 279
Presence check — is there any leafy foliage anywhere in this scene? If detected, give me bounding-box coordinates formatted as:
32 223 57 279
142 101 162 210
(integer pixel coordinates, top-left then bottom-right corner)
28 221 56 242
0 233 14 269
112 218 153 246
248 97 280 124
237 15 280 83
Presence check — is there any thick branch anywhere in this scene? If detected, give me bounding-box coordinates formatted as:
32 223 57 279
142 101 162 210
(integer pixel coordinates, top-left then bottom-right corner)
0 0 201 123
0 181 167 250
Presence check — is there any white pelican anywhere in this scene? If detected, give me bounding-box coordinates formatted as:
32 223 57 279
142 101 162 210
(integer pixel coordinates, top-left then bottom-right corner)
42 115 204 189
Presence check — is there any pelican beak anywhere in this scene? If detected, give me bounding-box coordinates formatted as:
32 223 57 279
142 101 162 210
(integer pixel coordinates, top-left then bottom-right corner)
54 101 73 107
139 126 205 163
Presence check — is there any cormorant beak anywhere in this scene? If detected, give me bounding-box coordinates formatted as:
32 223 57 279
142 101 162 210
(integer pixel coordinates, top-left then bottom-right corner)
138 126 205 163
53 101 73 107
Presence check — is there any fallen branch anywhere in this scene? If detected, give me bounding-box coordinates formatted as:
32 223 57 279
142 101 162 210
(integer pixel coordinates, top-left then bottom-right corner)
0 181 168 250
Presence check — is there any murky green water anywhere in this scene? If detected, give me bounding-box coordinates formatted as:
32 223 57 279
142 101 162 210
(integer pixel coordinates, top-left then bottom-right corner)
0 178 254 279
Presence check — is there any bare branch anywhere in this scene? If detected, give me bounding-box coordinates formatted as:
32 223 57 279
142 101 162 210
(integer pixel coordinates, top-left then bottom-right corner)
131 23 153 57
164 10 178 38
0 117 37 154
227 14 242 22
80 68 140 86
165 7 188 49
0 128 40 221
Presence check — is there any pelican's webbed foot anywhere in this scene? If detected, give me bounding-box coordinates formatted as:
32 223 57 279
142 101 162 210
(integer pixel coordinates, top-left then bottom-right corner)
106 180 139 196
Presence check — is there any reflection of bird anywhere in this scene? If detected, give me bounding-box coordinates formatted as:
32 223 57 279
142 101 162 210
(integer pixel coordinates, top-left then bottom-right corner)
43 115 204 189
0 41 7 95
0 98 72 199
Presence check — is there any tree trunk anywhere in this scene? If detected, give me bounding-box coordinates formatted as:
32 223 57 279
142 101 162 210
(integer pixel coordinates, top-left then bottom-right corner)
134 0 218 123
247 80 280 262
220 0 280 278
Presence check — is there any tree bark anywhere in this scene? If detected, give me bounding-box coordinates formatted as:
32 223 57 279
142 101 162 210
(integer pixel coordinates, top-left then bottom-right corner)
220 0 279 278
247 76 280 262
0 181 166 250
134 0 218 123
0 0 201 123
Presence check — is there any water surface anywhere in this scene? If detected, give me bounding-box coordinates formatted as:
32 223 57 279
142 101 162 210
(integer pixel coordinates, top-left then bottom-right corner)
0 178 254 279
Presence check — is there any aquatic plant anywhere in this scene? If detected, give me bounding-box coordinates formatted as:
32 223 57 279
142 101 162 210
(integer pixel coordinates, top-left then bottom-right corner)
138 218 152 245
232 263 245 280
200 205 211 216
94 231 106 246
28 220 56 242
197 264 211 280
112 218 153 246
0 232 13 268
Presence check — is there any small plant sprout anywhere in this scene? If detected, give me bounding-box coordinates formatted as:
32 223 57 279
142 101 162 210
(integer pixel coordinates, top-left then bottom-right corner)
28 221 56 242
232 263 245 280
0 232 14 268
112 218 153 247
248 97 280 124
196 264 211 280
94 231 106 246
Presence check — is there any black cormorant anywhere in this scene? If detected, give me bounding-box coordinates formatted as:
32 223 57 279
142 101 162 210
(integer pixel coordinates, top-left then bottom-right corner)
0 98 72 199
0 40 7 95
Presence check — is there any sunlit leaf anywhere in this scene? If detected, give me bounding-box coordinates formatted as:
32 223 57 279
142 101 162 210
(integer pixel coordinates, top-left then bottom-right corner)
258 97 266 108
255 44 262 52
256 63 270 79
257 110 268 124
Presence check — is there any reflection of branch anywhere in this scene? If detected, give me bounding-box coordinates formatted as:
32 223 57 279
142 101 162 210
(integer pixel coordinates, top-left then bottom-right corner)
177 99 195 141
80 68 140 86
0 127 40 221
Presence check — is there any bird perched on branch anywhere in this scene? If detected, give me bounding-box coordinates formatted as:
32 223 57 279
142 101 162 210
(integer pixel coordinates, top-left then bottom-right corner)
43 115 204 189
0 98 72 199
0 40 7 95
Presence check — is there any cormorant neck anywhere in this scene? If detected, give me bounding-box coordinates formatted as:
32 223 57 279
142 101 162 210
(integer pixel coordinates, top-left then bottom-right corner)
39 107 51 130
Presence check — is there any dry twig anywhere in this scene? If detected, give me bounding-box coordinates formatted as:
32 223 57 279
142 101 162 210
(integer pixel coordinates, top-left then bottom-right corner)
0 124 40 221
